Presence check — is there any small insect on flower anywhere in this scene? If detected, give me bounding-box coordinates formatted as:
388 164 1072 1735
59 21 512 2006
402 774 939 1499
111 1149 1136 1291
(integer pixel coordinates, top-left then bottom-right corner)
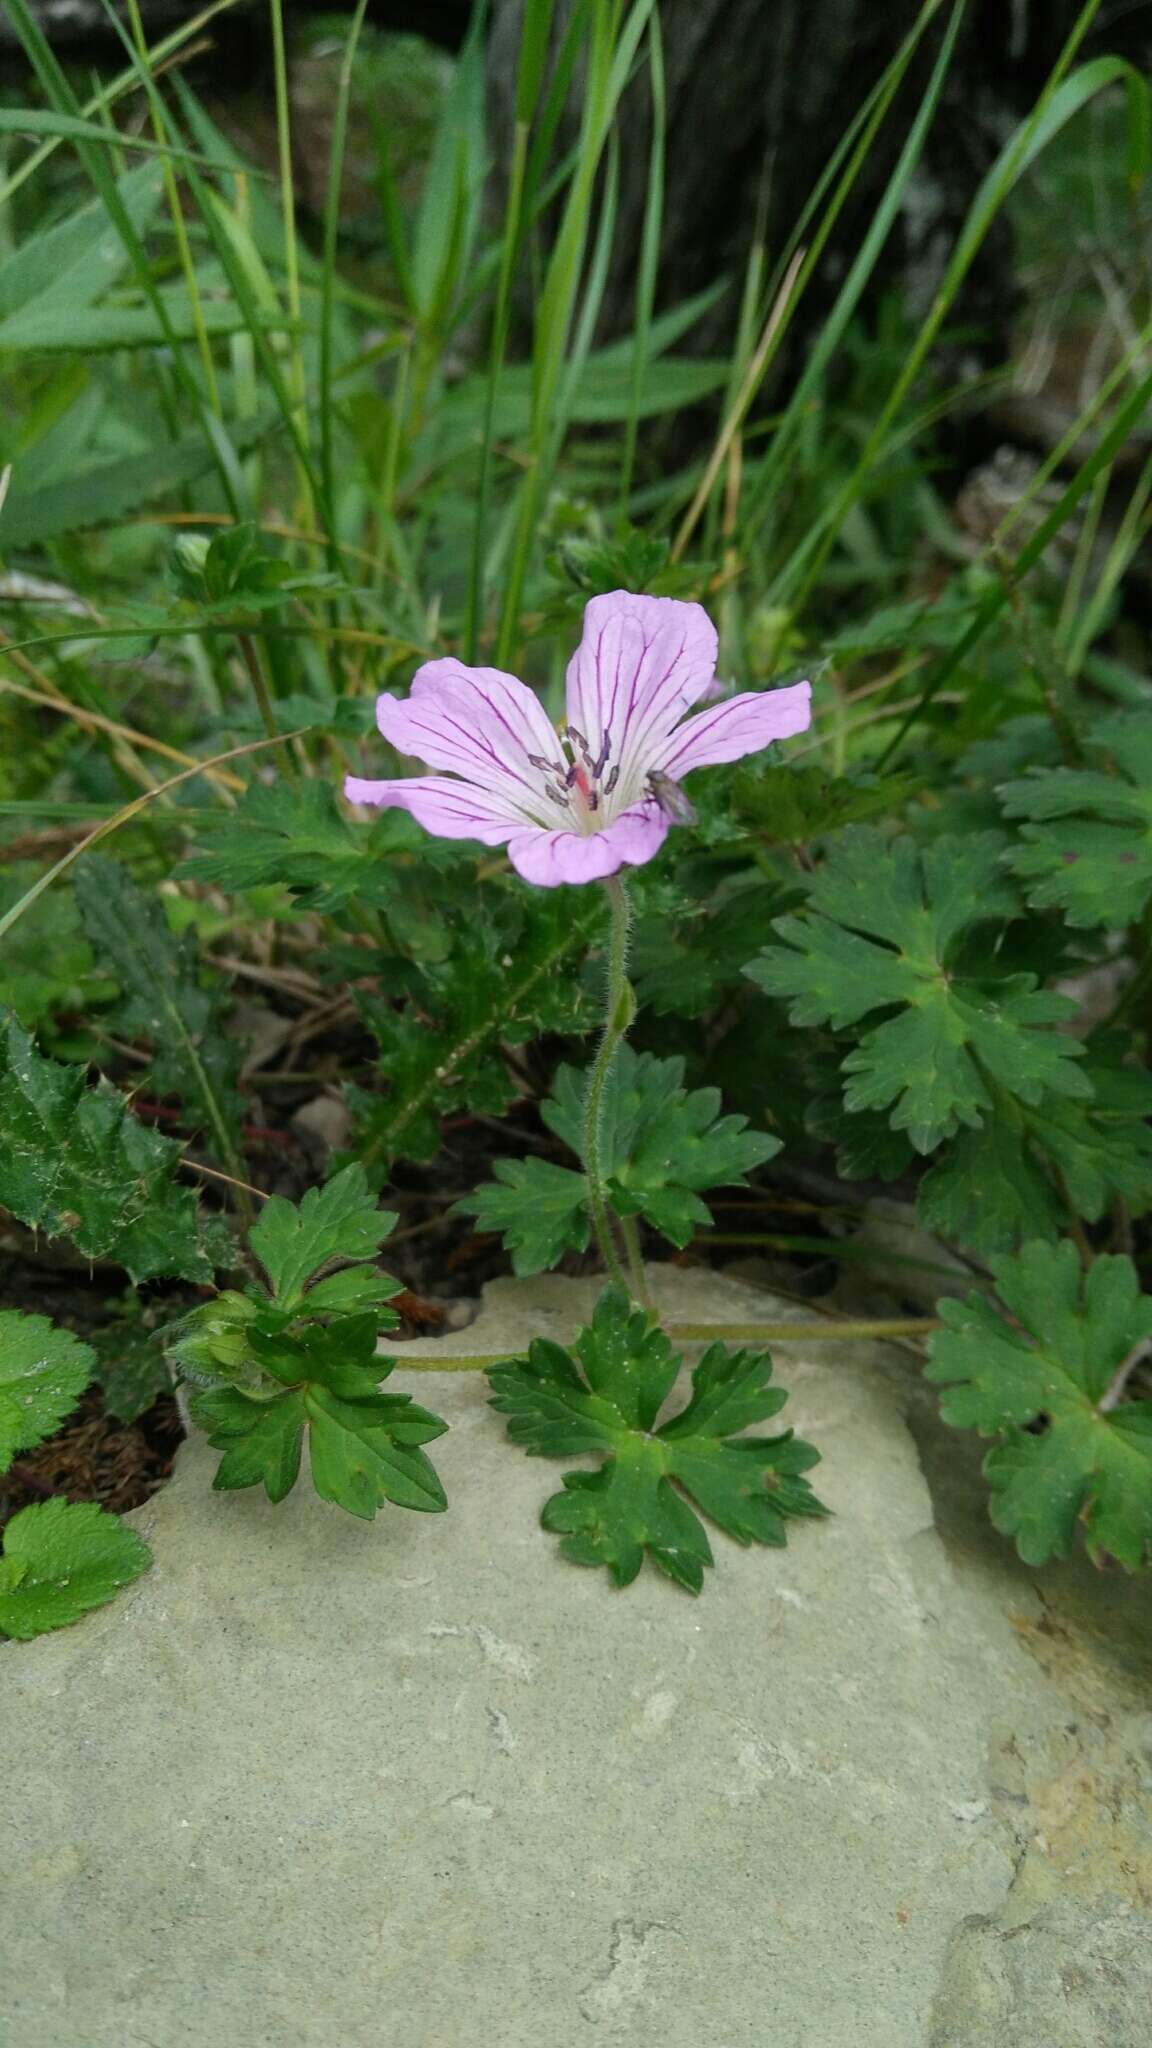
646 769 697 827
344 589 811 887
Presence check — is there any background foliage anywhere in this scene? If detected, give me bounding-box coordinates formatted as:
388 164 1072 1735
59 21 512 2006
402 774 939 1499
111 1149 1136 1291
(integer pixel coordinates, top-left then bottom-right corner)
2 0 1151 1619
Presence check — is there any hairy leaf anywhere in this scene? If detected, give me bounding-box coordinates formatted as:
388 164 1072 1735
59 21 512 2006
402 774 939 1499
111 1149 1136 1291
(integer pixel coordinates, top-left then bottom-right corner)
0 1311 94 1471
459 1046 779 1276
487 1288 826 1591
926 1241 1152 1568
0 1014 217 1282
747 830 1089 1153
0 1500 151 1640
1000 714 1152 928
193 1314 447 1519
919 1058 1152 1254
458 1157 590 1276
352 890 602 1165
248 1162 400 1317
75 855 243 1152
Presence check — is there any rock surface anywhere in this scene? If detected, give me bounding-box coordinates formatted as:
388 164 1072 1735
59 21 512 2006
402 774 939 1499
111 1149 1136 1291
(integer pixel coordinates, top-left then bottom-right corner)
3 1267 1150 2047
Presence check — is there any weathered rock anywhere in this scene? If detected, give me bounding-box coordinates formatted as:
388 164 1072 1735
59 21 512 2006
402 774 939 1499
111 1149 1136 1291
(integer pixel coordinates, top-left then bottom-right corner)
3 1267 1150 2046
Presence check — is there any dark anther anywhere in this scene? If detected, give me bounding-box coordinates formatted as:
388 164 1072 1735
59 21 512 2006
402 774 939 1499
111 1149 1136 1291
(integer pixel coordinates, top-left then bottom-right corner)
591 733 612 777
544 784 569 809
604 765 621 796
587 791 600 811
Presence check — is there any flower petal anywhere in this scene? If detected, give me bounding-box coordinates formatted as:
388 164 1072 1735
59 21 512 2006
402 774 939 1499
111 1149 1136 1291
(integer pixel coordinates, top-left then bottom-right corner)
564 591 719 801
651 680 812 778
375 658 564 825
505 799 669 888
344 775 523 845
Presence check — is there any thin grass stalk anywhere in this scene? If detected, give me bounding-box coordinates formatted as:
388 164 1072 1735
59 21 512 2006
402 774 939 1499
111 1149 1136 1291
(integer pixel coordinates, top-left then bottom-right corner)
619 8 664 515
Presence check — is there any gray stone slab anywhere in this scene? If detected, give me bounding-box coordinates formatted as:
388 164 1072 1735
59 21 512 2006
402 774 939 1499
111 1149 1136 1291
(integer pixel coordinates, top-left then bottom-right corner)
3 1268 1150 2047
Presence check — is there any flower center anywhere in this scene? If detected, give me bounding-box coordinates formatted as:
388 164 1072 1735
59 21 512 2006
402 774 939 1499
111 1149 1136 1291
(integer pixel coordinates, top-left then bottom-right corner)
526 725 621 834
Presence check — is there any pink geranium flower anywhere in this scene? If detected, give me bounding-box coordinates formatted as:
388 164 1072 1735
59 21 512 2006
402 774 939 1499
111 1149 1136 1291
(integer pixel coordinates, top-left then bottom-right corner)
345 590 811 887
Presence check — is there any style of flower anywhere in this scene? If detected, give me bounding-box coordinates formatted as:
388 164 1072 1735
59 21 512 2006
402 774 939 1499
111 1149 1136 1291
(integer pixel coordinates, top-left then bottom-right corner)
345 590 811 886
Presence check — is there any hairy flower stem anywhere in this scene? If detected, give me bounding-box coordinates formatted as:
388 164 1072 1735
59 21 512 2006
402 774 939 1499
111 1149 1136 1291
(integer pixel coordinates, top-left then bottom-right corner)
582 876 652 1310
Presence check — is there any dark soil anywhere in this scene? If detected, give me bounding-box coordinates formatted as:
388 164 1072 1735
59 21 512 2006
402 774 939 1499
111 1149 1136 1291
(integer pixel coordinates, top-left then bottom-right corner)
0 1384 184 1533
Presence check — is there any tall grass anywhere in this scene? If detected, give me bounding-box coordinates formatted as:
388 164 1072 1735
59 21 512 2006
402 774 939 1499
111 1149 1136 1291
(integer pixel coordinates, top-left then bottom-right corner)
0 0 1148 875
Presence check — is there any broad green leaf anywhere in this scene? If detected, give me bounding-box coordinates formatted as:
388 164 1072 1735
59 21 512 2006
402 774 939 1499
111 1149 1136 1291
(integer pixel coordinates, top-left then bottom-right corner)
926 1242 1152 1568
459 1157 590 1277
0 160 162 322
1000 713 1152 928
0 413 271 547
0 1013 217 1283
919 1060 1152 1255
0 298 290 354
248 1163 398 1317
351 888 603 1165
75 855 243 1157
0 1310 93 1471
193 1314 447 1519
460 1046 779 1276
747 830 1089 1153
179 780 429 915
0 1499 151 1640
488 1288 826 1592
546 1046 781 1247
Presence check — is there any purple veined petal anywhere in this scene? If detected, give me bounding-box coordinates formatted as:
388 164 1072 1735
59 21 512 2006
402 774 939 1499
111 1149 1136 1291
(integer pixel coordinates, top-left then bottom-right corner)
651 680 812 778
343 774 523 845
374 658 564 822
564 591 719 787
505 798 670 888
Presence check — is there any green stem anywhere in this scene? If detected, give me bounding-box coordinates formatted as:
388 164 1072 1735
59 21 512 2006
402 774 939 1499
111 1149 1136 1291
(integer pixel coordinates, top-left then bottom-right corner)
582 875 650 1305
236 631 299 785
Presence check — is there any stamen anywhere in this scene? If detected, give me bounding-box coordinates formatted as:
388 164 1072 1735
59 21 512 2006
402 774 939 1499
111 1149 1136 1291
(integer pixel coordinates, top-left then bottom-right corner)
591 733 611 778
604 766 621 797
527 752 565 775
587 791 600 812
544 784 569 810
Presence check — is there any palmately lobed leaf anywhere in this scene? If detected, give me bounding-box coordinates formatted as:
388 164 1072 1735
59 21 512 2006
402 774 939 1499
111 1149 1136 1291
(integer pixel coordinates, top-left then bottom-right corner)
747 829 1088 1154
248 1162 398 1315
0 1310 94 1472
926 1240 1152 1569
463 1046 779 1276
488 1288 826 1592
999 713 1152 929
0 1499 151 1640
192 1311 448 1520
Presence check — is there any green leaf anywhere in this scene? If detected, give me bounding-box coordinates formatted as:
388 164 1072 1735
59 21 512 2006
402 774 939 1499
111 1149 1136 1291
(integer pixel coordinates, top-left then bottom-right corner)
193 1314 447 1519
487 1288 826 1592
179 780 422 913
0 1310 93 1471
0 1013 218 1283
1000 714 1152 928
75 855 243 1155
0 160 162 322
351 889 603 1165
926 1241 1152 1568
747 829 1089 1153
89 1299 173 1424
0 1499 151 1640
248 1163 399 1317
459 1047 779 1276
551 1046 780 1247
458 1157 590 1276
918 1058 1152 1255
630 880 793 1018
